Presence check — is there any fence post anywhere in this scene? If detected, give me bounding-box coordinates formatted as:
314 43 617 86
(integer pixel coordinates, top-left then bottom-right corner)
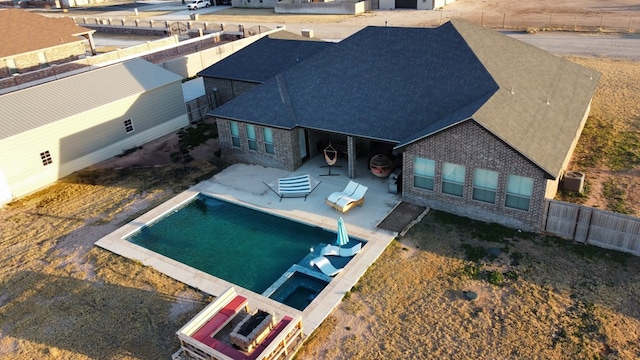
628 16 632 33
573 15 577 31
549 13 552 27
502 13 505 28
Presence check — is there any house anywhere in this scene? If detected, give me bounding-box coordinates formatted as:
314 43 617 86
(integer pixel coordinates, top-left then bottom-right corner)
197 31 332 107
0 9 96 79
206 19 600 231
0 58 190 205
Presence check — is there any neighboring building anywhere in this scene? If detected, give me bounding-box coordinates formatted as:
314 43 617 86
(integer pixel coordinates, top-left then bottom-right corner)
205 19 600 232
234 0 455 12
379 0 455 10
0 9 96 79
0 58 189 204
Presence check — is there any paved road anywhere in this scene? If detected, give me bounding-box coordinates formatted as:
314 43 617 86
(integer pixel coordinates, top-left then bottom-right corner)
87 1 640 60
506 32 640 60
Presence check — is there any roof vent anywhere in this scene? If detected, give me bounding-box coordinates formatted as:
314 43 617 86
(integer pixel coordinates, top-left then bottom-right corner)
563 171 585 193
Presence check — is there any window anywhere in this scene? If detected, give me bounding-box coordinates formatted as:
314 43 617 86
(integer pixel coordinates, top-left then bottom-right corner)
505 175 534 211
263 127 274 154
413 157 435 190
246 124 257 151
473 168 499 204
442 162 465 197
230 121 240 147
40 151 52 166
124 119 134 133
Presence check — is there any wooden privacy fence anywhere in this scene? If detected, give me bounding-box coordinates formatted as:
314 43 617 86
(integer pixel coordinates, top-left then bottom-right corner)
185 93 217 123
542 200 640 256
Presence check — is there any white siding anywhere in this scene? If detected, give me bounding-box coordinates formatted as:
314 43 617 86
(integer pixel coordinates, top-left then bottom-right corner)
0 81 188 200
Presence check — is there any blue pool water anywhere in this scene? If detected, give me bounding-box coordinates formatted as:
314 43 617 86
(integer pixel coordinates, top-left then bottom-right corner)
267 271 329 311
127 195 336 294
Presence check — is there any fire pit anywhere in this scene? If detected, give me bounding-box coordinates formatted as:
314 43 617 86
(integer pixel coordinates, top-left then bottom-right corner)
230 310 275 352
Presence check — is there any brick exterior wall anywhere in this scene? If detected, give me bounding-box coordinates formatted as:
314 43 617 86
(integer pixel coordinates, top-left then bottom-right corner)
402 120 548 232
216 118 301 171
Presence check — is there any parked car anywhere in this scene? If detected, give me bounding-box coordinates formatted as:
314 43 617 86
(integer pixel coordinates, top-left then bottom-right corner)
187 0 209 10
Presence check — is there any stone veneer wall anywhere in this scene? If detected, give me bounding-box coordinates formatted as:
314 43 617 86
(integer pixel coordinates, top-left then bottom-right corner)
402 120 549 232
0 42 86 78
217 118 301 171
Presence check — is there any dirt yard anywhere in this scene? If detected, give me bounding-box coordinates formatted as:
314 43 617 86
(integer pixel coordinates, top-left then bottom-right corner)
1 1 639 359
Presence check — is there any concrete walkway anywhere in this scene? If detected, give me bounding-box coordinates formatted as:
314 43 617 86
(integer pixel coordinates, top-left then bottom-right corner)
96 155 401 335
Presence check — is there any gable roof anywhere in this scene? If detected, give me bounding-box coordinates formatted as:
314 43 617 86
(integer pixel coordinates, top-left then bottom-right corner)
211 19 600 178
197 34 333 83
0 58 182 140
0 9 94 59
446 19 600 177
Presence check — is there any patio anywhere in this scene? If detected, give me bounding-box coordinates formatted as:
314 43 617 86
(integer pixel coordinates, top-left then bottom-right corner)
96 153 408 336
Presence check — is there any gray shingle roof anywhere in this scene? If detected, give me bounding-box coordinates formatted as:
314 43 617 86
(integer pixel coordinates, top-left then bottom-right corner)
0 58 182 140
213 23 498 139
197 35 333 83
449 19 600 177
211 19 600 178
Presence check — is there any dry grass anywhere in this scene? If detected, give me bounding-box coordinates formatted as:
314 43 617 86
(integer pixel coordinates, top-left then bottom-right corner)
0 162 219 359
560 57 640 214
296 213 640 359
1 10 639 360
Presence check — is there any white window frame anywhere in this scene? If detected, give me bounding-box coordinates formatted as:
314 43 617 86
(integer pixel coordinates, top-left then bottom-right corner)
40 151 53 166
263 127 274 154
442 162 465 197
230 121 240 148
413 157 435 191
246 124 257 151
124 119 134 133
473 168 499 204
505 174 534 211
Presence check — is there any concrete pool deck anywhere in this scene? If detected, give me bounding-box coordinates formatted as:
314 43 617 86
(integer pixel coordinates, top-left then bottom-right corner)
96 155 402 335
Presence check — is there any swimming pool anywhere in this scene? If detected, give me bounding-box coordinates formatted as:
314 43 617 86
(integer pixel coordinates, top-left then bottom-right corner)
126 194 341 295
265 269 330 311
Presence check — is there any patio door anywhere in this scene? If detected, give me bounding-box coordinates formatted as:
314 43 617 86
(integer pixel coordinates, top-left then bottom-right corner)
298 128 309 160
0 168 11 205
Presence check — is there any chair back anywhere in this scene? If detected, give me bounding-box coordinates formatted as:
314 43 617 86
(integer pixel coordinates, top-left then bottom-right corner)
351 184 368 200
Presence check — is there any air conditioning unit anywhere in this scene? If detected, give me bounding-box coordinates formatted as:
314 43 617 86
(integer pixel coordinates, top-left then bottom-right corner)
563 171 585 193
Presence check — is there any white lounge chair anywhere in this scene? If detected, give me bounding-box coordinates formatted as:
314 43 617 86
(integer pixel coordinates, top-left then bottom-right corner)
320 242 362 257
310 256 343 276
326 184 368 213
326 180 360 204
264 174 321 202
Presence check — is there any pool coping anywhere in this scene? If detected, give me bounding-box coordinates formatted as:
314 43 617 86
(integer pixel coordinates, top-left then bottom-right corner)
95 162 400 336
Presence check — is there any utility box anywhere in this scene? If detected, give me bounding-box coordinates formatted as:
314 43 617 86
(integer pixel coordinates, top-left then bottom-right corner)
563 171 585 193
388 168 402 194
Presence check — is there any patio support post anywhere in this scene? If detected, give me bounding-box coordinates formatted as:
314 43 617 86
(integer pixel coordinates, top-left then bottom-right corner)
347 136 356 178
